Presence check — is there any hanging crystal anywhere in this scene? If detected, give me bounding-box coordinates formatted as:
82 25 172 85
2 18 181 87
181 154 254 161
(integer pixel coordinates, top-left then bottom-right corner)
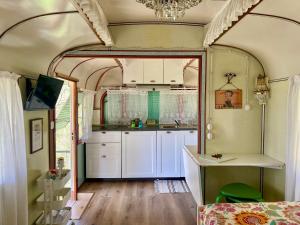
136 0 202 21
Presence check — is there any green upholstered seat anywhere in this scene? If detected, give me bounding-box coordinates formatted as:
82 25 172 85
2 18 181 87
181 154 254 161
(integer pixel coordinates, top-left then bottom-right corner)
215 183 264 203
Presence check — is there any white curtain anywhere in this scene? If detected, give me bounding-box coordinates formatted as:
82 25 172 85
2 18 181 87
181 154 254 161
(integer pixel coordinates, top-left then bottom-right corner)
0 71 28 225
160 90 198 124
285 75 300 201
81 89 96 142
107 89 148 125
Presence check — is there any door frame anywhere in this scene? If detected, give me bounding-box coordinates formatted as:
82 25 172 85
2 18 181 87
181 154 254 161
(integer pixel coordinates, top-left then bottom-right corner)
63 50 207 154
48 73 79 200
48 50 207 200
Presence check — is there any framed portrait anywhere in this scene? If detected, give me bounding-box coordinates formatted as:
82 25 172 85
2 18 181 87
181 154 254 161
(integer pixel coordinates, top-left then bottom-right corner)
215 89 242 109
30 118 43 153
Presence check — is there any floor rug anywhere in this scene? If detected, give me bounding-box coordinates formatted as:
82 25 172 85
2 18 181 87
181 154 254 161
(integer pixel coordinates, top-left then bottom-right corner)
154 179 189 193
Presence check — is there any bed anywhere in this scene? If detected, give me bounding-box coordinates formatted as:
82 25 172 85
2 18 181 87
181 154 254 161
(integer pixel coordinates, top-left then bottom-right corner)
198 201 300 225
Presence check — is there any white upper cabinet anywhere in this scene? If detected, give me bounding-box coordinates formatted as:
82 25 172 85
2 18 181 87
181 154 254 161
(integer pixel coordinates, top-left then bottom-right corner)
143 59 164 84
122 59 185 85
163 59 184 84
123 59 144 84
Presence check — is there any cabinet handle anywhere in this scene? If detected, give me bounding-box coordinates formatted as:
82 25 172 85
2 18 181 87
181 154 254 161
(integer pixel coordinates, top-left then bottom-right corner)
131 80 136 83
166 131 172 134
101 131 106 134
170 80 176 83
189 130 194 133
150 80 156 83
102 143 106 146
125 132 129 134
101 155 107 158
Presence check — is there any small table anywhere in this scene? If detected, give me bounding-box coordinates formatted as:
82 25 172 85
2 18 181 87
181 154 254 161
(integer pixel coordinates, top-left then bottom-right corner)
183 145 285 205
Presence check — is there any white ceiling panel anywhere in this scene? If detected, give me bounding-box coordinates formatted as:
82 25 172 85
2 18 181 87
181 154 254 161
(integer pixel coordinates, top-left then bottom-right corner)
216 15 300 78
0 13 99 76
0 0 75 33
253 0 300 22
101 0 226 24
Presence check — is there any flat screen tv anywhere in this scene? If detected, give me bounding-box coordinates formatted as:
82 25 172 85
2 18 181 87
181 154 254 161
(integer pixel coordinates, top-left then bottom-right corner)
25 75 64 110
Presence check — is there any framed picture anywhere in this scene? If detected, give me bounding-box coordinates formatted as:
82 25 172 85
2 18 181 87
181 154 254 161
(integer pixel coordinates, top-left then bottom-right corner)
215 89 242 109
30 118 43 153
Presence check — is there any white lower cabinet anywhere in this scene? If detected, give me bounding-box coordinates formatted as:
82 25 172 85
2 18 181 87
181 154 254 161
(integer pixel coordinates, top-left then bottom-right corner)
86 143 121 178
122 131 157 178
180 130 198 177
157 131 184 177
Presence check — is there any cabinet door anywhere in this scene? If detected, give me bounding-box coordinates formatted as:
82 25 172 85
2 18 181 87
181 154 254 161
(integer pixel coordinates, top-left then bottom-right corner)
143 59 163 84
180 130 198 177
157 131 184 177
163 59 184 84
122 131 157 178
86 143 121 178
123 59 144 84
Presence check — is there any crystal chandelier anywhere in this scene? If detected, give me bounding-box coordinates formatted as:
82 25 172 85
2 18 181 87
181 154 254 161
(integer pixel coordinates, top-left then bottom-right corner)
136 0 202 21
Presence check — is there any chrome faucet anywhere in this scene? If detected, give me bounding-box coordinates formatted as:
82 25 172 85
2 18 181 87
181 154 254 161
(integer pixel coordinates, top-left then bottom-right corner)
174 120 181 128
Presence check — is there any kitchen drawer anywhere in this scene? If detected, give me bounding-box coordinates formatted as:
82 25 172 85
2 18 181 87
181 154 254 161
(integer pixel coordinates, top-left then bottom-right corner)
86 143 121 152
86 143 121 178
87 131 121 143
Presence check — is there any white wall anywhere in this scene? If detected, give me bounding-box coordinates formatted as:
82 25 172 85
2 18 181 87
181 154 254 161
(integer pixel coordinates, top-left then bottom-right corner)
205 46 264 202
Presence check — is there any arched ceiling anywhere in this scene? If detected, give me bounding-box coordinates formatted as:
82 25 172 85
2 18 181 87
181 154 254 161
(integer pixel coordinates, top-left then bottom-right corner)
215 0 300 79
54 57 199 91
0 0 101 75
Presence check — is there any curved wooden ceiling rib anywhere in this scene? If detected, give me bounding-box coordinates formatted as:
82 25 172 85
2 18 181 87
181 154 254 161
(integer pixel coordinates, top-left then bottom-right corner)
47 43 101 75
95 66 121 91
69 58 94 77
85 66 119 89
212 44 266 75
0 11 78 39
248 13 300 26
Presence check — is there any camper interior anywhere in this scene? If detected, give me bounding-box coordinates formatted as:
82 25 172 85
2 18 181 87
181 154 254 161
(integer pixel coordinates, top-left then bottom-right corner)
0 0 299 225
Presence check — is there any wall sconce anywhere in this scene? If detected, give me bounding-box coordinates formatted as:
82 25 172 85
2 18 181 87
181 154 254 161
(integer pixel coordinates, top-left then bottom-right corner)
254 74 270 105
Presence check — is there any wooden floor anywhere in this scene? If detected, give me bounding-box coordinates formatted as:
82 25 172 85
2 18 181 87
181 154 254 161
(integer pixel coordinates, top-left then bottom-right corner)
73 180 197 225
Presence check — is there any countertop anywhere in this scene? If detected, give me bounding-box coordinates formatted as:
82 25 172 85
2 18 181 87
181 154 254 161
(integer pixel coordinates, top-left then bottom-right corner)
183 145 284 169
92 125 197 132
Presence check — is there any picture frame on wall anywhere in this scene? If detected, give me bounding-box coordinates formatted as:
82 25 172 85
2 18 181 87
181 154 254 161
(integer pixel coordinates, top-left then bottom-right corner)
215 89 242 109
30 118 43 153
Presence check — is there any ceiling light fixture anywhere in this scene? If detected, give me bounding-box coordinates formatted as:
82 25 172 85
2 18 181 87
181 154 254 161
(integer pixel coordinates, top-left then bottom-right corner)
136 0 202 21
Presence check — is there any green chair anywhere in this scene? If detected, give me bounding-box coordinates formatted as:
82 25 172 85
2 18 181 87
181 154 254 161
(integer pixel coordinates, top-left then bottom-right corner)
215 183 264 203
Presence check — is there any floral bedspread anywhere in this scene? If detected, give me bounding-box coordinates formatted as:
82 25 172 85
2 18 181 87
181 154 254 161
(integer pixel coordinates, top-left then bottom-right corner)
198 201 300 225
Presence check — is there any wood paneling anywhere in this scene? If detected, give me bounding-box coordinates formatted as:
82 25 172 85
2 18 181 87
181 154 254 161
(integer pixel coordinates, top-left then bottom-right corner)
74 181 197 225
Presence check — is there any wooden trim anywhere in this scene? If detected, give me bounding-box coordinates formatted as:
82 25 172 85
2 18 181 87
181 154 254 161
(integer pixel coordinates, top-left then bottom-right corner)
94 67 120 91
69 0 103 43
108 21 205 27
248 12 300 26
70 81 78 200
0 11 78 39
198 56 203 154
56 72 79 82
69 58 94 77
48 109 56 170
210 0 264 46
85 66 118 88
211 44 266 75
47 43 101 75
100 91 107 125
